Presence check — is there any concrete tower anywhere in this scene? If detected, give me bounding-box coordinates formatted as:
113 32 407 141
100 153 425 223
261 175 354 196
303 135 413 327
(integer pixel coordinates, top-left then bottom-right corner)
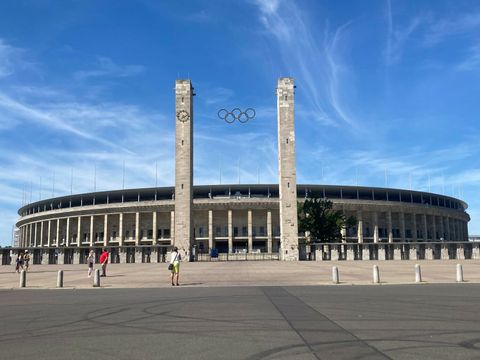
277 77 299 261
174 80 194 258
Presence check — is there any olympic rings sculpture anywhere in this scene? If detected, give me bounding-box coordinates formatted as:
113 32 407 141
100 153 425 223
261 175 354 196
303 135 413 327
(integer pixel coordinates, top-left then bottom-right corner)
217 108 256 123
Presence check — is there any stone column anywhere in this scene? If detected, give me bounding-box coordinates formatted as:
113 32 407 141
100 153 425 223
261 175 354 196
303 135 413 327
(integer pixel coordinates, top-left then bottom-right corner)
247 210 253 253
34 222 38 247
441 244 449 259
409 245 417 260
387 211 393 243
373 212 379 243
174 79 194 256
119 213 124 246
103 214 108 247
362 245 370 260
40 221 44 246
422 214 428 241
89 215 94 246
393 245 401 260
170 210 175 244
228 210 233 254
73 249 80 264
55 219 60 247
41 250 49 264
440 216 445 240
378 245 386 260
473 243 480 260
425 245 433 260
66 217 70 247
267 210 272 253
47 220 51 247
346 245 354 260
432 214 437 241
208 210 213 251
331 246 339 261
457 244 465 260
400 211 406 242
77 216 82 246
57 249 64 265
453 219 457 241
446 216 451 241
277 77 299 261
357 210 363 243
412 213 417 241
135 212 140 246
340 226 347 243
20 226 24 247
152 212 157 243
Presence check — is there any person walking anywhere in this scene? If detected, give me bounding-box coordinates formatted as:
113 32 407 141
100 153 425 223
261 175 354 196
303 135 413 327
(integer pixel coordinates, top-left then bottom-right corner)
169 247 181 286
23 250 30 272
87 250 95 278
99 248 109 277
15 252 24 273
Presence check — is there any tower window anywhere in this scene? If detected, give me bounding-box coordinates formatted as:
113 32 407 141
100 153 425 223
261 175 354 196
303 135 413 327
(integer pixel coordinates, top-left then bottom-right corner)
286 138 289 144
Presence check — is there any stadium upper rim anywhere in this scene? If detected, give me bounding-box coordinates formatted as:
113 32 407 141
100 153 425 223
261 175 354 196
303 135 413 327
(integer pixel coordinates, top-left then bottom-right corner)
18 184 468 216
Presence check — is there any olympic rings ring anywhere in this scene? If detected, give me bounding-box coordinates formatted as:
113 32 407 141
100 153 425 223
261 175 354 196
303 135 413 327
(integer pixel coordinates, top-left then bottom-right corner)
217 108 256 123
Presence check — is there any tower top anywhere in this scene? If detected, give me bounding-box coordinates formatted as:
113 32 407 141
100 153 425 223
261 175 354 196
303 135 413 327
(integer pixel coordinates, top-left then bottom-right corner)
278 77 294 87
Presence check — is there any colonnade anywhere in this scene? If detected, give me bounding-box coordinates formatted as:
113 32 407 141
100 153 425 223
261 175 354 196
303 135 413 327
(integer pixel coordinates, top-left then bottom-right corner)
351 209 468 243
17 209 280 254
17 205 469 256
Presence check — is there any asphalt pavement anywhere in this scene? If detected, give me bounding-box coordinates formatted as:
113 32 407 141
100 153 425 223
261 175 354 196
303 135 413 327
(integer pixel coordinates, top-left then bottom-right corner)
1 284 480 360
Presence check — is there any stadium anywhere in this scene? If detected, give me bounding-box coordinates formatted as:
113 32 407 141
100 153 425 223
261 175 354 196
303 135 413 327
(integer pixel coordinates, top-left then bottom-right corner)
3 78 475 264
9 183 471 265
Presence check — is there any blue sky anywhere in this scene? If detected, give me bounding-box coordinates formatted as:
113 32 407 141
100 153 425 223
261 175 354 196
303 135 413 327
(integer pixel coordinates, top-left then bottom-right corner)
1 0 480 246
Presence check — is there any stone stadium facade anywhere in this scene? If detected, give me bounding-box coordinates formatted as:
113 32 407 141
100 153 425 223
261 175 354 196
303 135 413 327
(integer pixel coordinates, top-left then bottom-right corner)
2 77 474 264
7 183 472 265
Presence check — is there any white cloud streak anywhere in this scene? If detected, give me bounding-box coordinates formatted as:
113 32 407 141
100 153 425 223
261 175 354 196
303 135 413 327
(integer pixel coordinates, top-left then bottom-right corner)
253 0 359 129
73 56 144 81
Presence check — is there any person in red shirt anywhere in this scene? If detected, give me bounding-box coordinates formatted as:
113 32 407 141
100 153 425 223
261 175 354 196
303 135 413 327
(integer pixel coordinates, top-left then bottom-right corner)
99 248 109 277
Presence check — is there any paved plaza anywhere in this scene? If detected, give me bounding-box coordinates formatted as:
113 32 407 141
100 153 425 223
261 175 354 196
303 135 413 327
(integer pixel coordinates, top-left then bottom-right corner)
1 284 480 359
1 260 480 289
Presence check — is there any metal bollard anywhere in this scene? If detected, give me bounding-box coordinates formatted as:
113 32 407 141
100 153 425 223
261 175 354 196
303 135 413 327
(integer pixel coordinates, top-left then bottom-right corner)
57 270 64 288
415 264 422 283
373 264 380 284
332 266 339 284
456 264 464 282
19 269 26 288
93 269 100 287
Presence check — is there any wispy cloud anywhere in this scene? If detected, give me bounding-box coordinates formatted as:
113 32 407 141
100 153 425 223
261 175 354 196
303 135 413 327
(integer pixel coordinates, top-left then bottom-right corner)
0 39 31 78
253 0 359 129
184 10 212 23
385 1 424 66
456 43 480 71
73 56 144 81
424 11 480 46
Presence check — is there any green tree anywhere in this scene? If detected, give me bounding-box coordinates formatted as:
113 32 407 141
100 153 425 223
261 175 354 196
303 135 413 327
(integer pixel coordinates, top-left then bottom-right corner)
298 194 356 243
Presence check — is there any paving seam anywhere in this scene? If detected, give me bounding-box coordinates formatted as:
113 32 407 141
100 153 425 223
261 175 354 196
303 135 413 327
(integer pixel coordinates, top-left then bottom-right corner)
262 286 322 360
282 287 394 360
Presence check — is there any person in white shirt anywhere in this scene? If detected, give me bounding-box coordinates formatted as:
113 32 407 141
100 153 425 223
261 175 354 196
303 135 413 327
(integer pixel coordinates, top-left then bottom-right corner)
87 250 95 278
170 247 181 286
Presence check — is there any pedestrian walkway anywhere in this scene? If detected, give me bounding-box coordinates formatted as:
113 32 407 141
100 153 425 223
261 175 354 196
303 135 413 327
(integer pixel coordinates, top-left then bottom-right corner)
1 260 479 289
